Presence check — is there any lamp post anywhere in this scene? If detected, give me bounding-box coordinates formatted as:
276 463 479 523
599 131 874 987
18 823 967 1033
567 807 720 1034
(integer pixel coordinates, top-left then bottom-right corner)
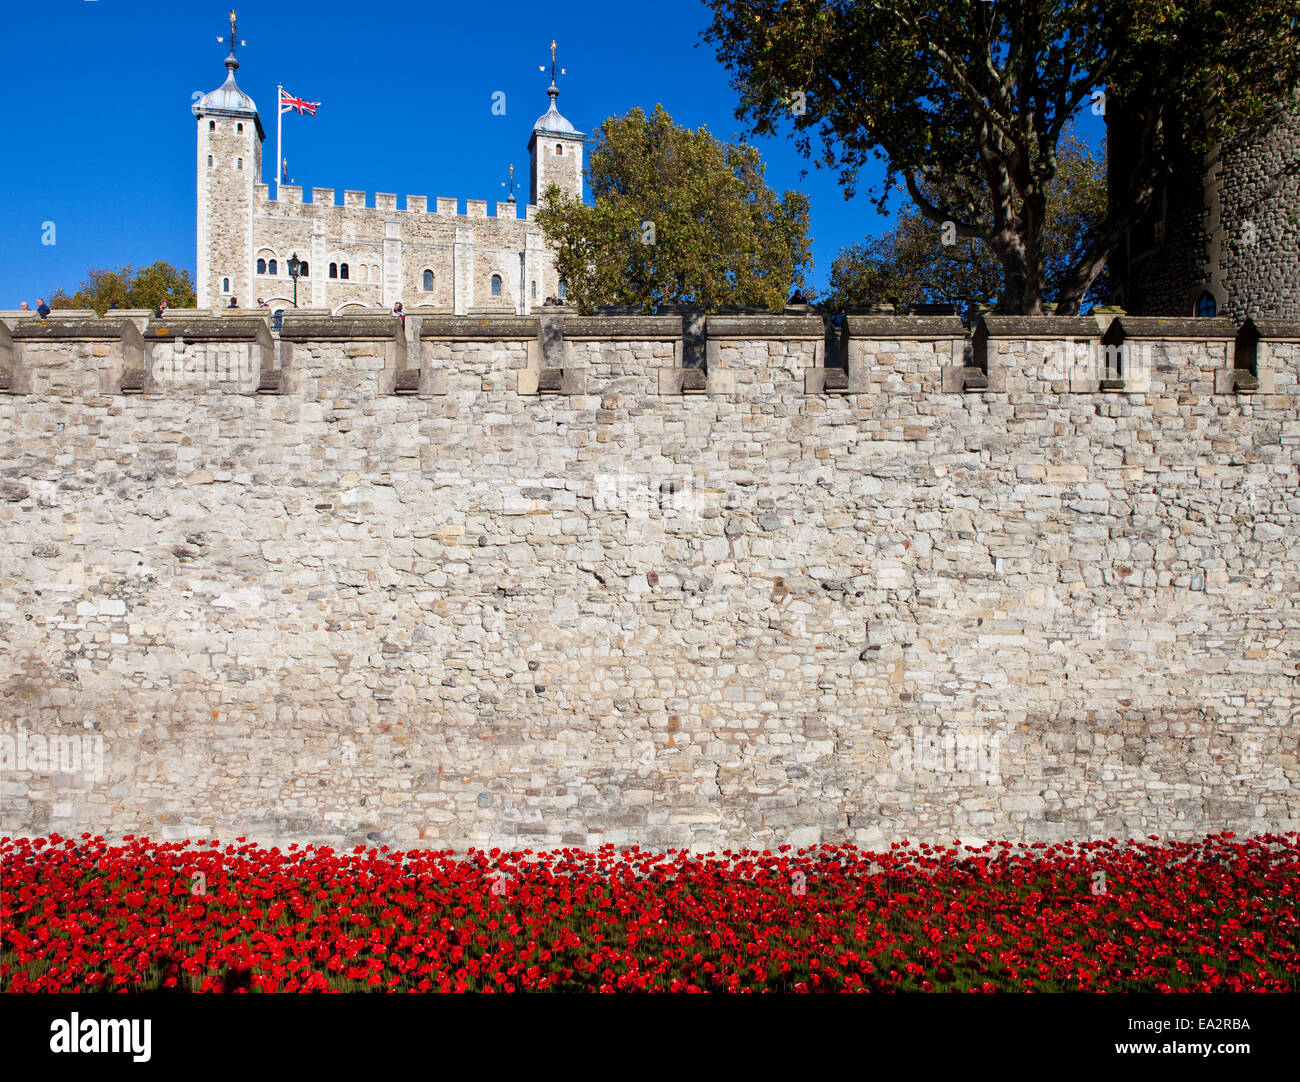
288 252 301 307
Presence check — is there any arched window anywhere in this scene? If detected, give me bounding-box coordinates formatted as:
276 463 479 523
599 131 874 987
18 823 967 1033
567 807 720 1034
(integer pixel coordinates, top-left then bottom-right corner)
268 259 277 276
531 281 536 299
207 155 213 167
237 158 243 170
490 274 502 296
329 263 338 279
222 277 230 292
557 280 567 301
372 265 380 281
237 123 243 133
422 269 434 291
1195 291 1217 318
359 265 369 282
340 263 350 280
209 121 215 131
555 143 563 155
256 258 267 274
299 261 309 277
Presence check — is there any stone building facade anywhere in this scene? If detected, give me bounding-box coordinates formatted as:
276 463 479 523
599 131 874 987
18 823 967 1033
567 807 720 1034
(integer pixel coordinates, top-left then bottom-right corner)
1109 92 1300 321
1 311 1297 851
192 44 583 313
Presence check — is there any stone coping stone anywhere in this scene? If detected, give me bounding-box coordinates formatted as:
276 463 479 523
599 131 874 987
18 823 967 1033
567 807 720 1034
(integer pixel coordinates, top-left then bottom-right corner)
27 309 97 319
705 314 824 338
144 316 273 343
977 316 1101 339
1239 318 1300 341
1109 316 1237 339
561 315 683 340
845 315 966 338
907 303 960 316
11 318 144 341
419 316 540 339
279 314 405 341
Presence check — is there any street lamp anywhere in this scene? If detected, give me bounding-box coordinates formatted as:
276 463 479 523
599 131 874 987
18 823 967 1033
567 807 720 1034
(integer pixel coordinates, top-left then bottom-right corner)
288 252 301 307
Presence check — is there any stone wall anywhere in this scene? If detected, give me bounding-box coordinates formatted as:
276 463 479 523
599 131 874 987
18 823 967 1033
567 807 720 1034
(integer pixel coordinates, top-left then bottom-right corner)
248 188 559 314
1 314 1297 852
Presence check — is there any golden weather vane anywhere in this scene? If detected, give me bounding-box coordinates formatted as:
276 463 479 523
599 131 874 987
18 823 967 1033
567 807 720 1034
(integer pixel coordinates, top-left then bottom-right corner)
539 40 566 84
217 10 246 59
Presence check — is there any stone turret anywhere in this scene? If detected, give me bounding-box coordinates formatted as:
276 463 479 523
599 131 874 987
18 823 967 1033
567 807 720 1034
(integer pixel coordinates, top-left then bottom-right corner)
527 48 584 206
193 25 263 309
1109 90 1300 321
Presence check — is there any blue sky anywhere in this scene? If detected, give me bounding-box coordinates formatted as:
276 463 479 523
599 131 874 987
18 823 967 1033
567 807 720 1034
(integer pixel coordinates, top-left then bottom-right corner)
2 1 1105 306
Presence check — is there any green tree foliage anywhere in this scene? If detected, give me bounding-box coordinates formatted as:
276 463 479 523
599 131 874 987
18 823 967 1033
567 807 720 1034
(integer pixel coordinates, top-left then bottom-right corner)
703 0 1300 314
50 262 196 314
535 105 812 313
829 133 1108 312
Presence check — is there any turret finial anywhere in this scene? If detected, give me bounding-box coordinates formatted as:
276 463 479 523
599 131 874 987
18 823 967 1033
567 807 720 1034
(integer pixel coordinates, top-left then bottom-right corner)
539 39 566 91
217 10 247 71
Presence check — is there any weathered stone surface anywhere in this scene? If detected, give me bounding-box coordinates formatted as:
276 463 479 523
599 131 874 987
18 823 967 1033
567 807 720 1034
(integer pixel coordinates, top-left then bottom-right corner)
0 323 1296 854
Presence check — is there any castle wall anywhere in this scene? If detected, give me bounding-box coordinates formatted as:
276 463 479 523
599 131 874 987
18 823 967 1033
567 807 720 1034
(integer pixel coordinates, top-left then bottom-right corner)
2 316 1297 851
246 188 560 314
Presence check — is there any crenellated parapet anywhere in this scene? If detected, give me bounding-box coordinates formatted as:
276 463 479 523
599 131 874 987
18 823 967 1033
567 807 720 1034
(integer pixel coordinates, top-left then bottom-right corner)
256 184 534 221
4 313 1298 405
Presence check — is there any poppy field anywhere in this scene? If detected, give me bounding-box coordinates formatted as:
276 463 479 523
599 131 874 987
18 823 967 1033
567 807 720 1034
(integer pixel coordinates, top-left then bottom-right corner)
2 831 1297 992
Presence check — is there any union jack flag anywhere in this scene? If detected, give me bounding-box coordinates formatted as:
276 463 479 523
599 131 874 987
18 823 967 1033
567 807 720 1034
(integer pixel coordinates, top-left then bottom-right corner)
279 89 320 116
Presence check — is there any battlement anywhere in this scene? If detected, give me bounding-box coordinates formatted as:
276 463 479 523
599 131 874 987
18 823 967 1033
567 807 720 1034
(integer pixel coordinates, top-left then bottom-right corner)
254 184 531 220
4 313 1297 401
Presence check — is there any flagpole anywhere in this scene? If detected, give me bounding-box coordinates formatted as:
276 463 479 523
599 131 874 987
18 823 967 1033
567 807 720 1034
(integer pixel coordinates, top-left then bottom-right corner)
276 83 283 200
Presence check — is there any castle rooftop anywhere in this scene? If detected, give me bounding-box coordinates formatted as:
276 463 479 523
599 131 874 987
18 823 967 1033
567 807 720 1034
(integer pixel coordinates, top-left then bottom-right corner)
532 84 580 137
193 36 264 138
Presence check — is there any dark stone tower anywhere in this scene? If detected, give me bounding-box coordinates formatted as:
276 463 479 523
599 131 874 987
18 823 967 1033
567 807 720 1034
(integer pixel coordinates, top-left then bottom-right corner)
1108 92 1300 321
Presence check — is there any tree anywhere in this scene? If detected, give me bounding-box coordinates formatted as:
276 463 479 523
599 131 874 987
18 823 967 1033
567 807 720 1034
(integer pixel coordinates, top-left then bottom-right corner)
703 0 1300 314
829 132 1108 312
535 105 812 313
50 262 196 314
